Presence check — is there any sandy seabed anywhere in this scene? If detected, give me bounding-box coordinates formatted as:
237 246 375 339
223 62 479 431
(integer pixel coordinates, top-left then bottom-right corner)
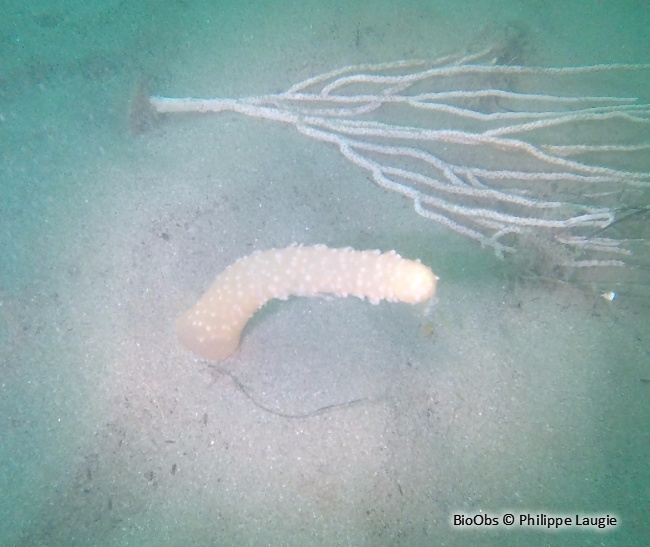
1 1 649 546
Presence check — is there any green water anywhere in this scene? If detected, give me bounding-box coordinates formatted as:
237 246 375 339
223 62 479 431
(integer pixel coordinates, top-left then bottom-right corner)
1 1 648 545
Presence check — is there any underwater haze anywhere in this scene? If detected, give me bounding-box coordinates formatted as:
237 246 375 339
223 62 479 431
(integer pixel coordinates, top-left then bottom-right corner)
1 1 649 546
